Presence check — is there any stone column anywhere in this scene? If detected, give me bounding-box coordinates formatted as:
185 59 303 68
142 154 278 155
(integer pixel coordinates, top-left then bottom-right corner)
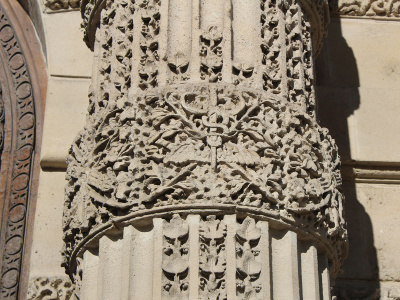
63 0 347 298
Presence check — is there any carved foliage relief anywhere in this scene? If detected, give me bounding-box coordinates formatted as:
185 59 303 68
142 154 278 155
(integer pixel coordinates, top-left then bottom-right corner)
200 26 223 83
63 83 346 270
162 214 189 299
137 0 160 90
81 0 325 112
66 0 347 282
27 277 74 300
199 215 227 299
236 218 262 299
330 0 400 17
46 0 400 19
44 0 80 11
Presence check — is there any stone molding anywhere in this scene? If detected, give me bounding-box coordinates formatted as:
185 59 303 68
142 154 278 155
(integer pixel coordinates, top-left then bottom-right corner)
341 162 400 184
0 7 36 298
0 1 46 298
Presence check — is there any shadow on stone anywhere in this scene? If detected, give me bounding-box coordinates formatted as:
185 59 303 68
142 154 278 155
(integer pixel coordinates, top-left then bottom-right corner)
315 14 380 300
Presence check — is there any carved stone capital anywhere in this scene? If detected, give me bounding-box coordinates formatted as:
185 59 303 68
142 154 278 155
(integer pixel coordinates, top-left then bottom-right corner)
63 84 347 278
64 0 347 296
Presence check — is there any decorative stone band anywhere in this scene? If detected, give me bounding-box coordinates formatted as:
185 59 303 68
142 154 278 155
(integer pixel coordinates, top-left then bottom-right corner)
329 0 400 18
45 0 400 20
62 84 347 280
0 6 37 298
44 0 80 11
69 214 334 299
80 0 329 57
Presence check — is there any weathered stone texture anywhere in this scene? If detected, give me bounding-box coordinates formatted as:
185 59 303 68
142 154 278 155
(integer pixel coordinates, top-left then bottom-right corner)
0 2 44 297
59 0 348 297
27 277 74 300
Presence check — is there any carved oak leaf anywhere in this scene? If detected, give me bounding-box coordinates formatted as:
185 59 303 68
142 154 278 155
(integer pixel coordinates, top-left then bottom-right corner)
201 26 223 43
236 218 261 245
236 252 261 283
163 215 189 245
165 143 207 165
200 258 226 297
167 53 189 75
200 254 226 276
162 252 188 276
151 107 176 128
200 216 226 244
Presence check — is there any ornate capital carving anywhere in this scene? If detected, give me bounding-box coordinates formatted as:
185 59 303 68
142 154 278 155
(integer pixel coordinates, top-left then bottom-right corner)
64 0 348 295
63 84 347 277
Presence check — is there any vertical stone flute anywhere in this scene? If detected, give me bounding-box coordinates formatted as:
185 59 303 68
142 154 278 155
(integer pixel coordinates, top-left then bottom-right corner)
63 0 347 298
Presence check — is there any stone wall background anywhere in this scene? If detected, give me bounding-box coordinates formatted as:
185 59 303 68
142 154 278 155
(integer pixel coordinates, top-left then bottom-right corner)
21 0 400 298
316 16 400 299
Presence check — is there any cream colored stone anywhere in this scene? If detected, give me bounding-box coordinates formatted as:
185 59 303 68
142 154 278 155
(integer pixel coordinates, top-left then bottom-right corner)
341 183 400 281
61 0 346 298
20 0 400 298
381 281 400 300
318 86 400 163
40 77 89 169
321 18 400 90
76 216 332 299
43 11 93 77
29 171 67 278
354 88 400 163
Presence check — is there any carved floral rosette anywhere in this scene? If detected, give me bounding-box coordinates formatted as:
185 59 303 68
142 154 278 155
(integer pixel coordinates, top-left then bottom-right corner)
63 83 347 278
